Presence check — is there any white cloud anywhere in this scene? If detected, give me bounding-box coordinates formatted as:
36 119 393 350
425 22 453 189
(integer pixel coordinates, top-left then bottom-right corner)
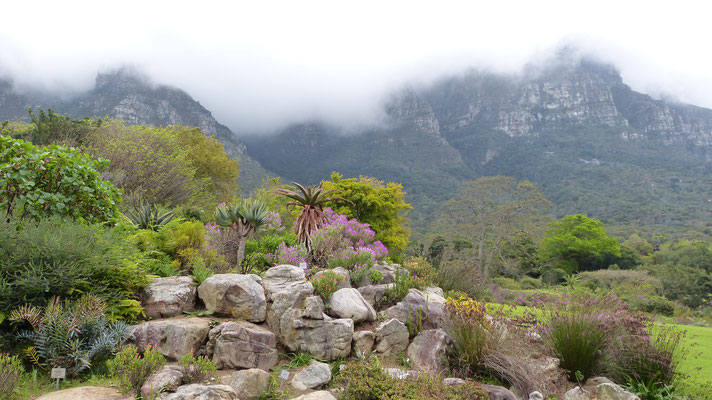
2 0 712 132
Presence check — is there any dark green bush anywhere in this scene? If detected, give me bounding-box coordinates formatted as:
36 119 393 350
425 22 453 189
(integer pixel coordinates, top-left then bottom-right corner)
0 218 150 322
108 345 166 396
337 358 487 400
0 135 121 223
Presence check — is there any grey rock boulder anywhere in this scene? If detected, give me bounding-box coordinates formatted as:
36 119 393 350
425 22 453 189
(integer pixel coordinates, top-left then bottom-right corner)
290 391 338 400
159 384 237 400
406 329 452 375
374 318 409 356
291 360 332 390
529 391 545 400
125 317 210 361
206 321 278 371
142 276 196 319
357 284 392 308
327 288 376 323
352 330 375 357
483 384 519 400
197 274 266 322
263 265 314 332
385 288 446 330
225 368 270 400
141 365 183 399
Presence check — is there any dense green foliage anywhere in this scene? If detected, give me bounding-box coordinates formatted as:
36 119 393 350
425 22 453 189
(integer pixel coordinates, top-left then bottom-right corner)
0 353 23 400
540 214 621 274
11 296 127 377
107 345 166 396
322 172 412 256
0 218 150 322
0 135 121 223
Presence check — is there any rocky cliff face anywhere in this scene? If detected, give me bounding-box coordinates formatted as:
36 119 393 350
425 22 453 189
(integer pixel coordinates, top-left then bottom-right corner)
0 70 271 192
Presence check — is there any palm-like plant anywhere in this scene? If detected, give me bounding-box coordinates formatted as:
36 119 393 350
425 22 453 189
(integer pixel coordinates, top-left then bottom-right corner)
275 182 348 251
215 200 270 266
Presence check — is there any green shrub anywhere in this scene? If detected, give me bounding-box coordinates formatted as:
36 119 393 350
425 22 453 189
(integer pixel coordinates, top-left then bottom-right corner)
11 296 127 377
369 269 384 284
0 135 121 223
191 257 213 285
401 257 436 289
179 353 217 384
0 218 150 322
543 310 610 381
310 271 344 301
492 276 522 290
123 201 176 231
337 357 487 400
616 324 686 386
107 345 166 395
0 353 23 400
385 268 414 303
519 276 545 290
257 372 287 400
577 269 663 293
630 295 676 317
624 376 679 400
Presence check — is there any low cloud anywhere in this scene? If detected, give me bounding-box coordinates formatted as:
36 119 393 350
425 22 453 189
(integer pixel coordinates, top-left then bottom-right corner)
2 0 712 133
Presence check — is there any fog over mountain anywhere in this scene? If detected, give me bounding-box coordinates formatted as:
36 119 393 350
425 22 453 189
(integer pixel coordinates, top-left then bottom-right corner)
2 1 712 133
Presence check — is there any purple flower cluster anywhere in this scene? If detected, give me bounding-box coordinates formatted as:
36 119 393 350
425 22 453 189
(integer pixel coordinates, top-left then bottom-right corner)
309 209 388 274
269 241 308 269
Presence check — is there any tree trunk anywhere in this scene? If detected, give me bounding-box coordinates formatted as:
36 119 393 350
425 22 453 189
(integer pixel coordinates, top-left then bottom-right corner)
237 235 247 267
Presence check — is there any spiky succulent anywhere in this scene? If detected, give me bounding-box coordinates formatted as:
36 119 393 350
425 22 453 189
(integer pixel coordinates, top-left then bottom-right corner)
123 201 175 231
275 182 348 249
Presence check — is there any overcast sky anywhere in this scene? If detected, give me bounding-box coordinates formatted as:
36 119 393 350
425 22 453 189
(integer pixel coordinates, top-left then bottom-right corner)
1 0 712 132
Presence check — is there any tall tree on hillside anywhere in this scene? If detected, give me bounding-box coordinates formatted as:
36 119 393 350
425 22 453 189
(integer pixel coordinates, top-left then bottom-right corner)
432 176 551 278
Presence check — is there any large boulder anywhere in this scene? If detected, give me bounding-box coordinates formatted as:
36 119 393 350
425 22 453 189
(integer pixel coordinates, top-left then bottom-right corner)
373 262 398 284
206 321 278 371
197 274 266 322
262 265 314 331
278 307 354 360
141 365 183 399
563 381 640 400
159 384 237 400
312 267 351 289
483 385 518 400
357 284 392 308
385 288 446 330
406 329 452 375
225 368 270 400
290 392 338 400
374 318 409 356
291 360 332 390
142 276 197 319
352 330 376 357
125 317 210 360
327 288 376 323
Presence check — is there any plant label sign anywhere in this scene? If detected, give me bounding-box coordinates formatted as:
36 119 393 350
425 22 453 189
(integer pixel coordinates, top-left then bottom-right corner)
299 262 307 270
51 367 66 379
280 369 290 381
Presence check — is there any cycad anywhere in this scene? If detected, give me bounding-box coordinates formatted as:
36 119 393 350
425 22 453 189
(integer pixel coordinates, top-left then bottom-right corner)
275 182 348 251
215 200 270 266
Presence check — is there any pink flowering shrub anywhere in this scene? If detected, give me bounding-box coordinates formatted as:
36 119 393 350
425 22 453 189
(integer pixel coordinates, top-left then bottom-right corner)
309 209 388 281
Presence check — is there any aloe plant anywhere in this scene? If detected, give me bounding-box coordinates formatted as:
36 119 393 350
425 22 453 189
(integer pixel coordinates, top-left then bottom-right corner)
215 200 270 266
123 201 175 231
275 182 347 251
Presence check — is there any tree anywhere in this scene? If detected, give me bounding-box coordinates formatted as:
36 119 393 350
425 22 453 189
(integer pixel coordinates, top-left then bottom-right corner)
275 182 346 251
321 172 412 256
84 121 238 208
539 214 621 274
432 176 551 278
0 135 121 223
215 200 270 265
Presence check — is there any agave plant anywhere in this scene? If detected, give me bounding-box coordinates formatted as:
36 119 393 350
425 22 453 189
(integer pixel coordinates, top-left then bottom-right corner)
275 182 348 251
215 200 270 266
123 201 176 231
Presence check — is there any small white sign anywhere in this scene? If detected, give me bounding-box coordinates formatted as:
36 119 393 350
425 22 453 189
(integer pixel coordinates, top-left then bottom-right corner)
280 369 290 381
299 262 307 270
51 367 66 379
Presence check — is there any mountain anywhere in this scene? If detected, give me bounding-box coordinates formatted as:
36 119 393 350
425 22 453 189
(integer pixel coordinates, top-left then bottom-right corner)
0 69 271 193
244 57 712 231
